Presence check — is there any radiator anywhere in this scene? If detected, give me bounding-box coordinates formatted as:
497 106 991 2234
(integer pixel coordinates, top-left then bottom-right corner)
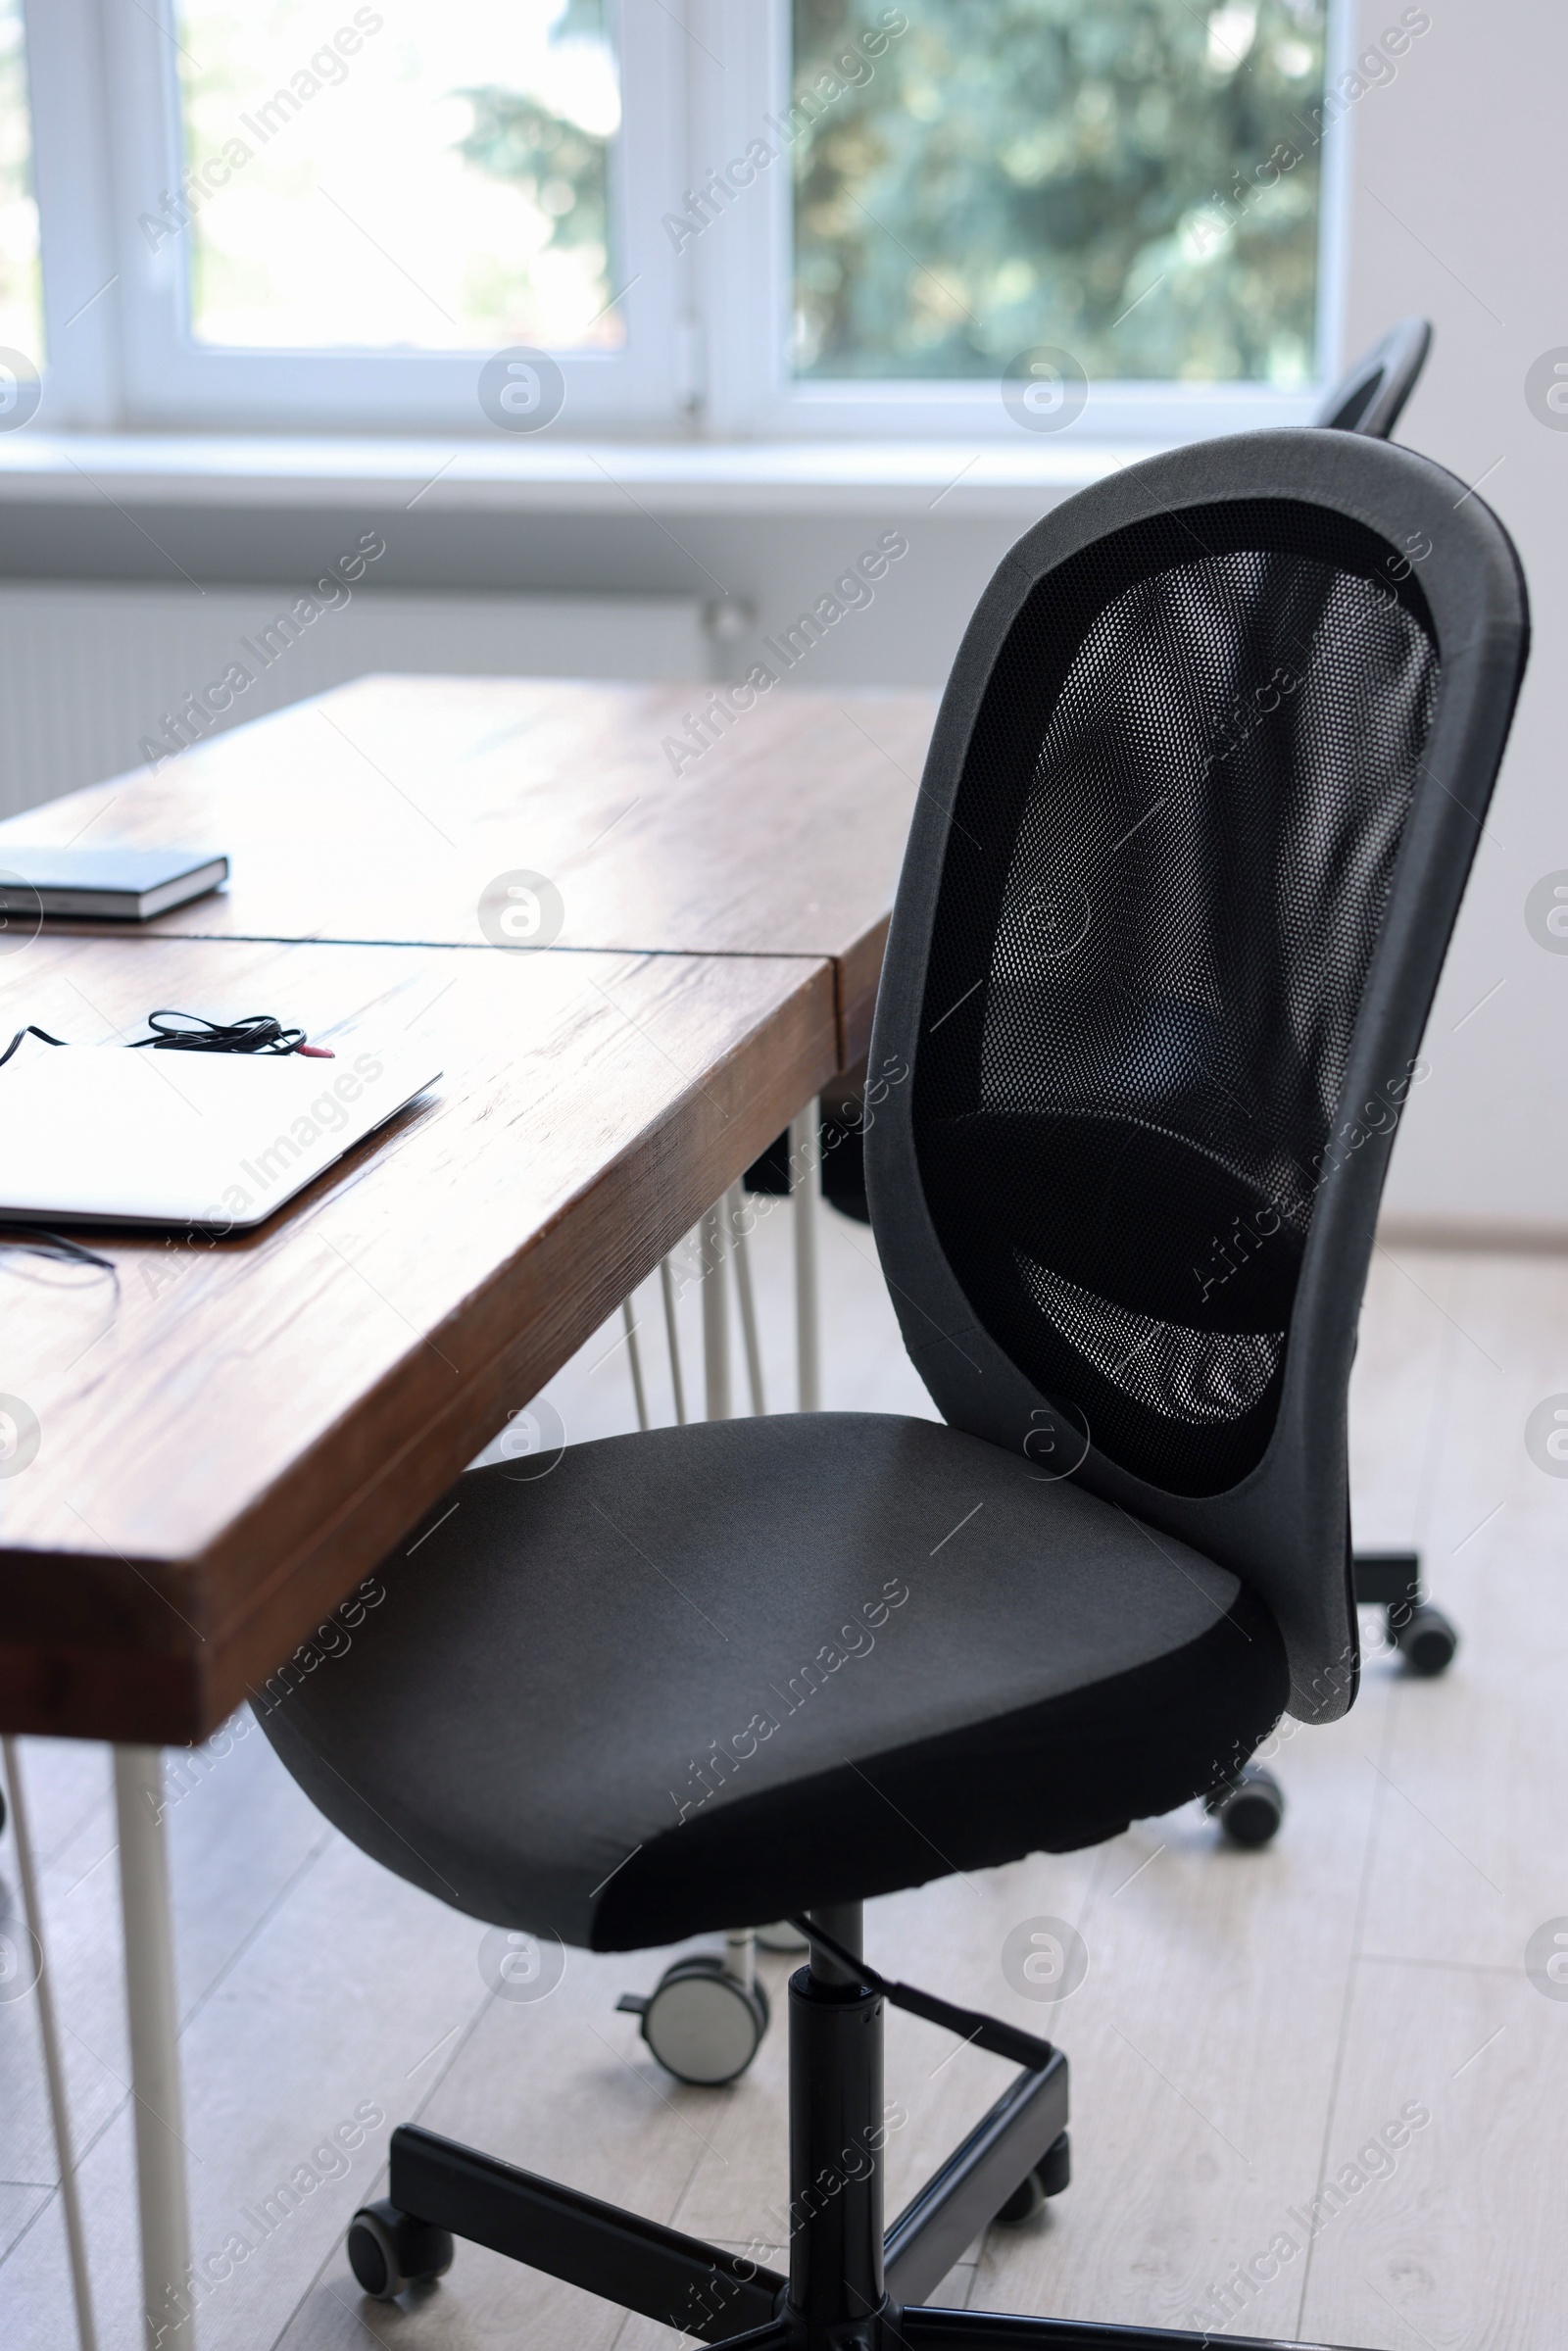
0 583 710 817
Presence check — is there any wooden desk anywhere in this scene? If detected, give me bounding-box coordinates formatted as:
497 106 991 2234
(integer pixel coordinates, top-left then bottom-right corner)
0 679 913 2351
0 932 835 1746
0 677 933 1070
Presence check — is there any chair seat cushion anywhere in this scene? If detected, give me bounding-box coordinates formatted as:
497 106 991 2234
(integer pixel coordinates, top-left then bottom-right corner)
256 1414 1288 1950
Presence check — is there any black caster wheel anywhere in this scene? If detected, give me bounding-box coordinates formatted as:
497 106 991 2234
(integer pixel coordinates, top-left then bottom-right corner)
617 1954 770 2085
993 2170 1045 2227
1391 1601 1458 1677
346 2198 454 2301
1206 1763 1285 1849
994 2131 1070 2226
1037 2128 1071 2197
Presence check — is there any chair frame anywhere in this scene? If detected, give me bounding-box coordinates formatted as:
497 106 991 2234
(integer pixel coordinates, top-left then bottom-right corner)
340 435 1525 2351
373 1907 1364 2350
1310 317 1431 438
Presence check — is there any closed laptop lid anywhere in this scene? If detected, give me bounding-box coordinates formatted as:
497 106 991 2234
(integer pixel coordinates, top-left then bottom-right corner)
0 1039 440 1229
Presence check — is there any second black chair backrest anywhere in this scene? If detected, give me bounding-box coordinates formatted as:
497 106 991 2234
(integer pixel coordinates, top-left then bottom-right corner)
866 430 1526 1725
1311 317 1431 437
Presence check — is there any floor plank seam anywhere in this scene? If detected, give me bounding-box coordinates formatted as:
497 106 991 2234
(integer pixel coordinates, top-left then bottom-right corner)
30 1775 115 1880
268 1964 501 2350
0 2181 66 2278
1352 1950 1525 1978
176 1820 336 2038
1292 1682 1398 2335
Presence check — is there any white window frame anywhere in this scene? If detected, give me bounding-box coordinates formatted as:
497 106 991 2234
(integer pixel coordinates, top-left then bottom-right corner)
29 0 694 434
20 0 1350 441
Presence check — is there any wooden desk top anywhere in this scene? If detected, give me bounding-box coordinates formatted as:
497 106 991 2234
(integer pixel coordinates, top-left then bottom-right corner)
0 677 934 1070
0 932 836 1745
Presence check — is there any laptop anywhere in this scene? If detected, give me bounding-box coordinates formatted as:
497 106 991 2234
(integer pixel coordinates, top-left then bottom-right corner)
0 1036 441 1230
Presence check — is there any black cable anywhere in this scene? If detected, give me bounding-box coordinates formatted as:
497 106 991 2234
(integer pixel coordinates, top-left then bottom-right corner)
0 1009 331 1065
129 1010 313 1054
785 1915 1057 2072
0 1024 69 1070
0 1226 118 1278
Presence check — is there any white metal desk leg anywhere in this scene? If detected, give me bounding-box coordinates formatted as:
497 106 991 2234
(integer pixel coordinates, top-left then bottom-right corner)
700 1205 731 1420
113 1747 193 2351
621 1298 650 1432
704 1210 760 2003
659 1255 688 1426
725 1184 765 1415
2 1739 99 2351
791 1103 821 1412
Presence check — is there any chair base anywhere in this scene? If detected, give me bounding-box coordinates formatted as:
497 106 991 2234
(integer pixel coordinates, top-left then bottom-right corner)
1351 1549 1459 1675
372 1921 1375 2351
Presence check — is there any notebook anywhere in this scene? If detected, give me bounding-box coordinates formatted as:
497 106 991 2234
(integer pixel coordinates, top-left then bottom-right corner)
0 1038 441 1230
0 846 229 920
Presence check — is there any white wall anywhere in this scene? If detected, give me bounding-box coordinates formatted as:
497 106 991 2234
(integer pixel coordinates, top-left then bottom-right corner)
1341 0 1568 1236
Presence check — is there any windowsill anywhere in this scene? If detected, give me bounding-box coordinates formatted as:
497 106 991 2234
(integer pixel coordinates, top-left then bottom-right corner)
0 429 1160 517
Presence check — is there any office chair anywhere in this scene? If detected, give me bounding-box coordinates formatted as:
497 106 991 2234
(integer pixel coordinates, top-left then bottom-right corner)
750 321 1452 1871
256 427 1526 2350
1200 317 1449 1850
1310 315 1431 436
1316 352 1458 1678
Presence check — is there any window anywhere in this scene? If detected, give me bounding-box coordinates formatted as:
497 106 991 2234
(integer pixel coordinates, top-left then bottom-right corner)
790 1 1327 387
76 0 687 431
0 0 39 378
21 0 1345 440
174 0 622 353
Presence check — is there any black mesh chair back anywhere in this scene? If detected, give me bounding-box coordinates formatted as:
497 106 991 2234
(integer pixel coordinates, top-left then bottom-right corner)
1311 316 1431 436
866 431 1526 1721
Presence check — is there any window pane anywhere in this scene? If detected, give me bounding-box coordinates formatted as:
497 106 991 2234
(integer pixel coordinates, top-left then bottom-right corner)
792 0 1327 384
172 0 620 351
0 0 40 364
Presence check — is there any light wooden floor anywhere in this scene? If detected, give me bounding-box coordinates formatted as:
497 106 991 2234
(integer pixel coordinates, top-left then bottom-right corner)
4 1206 1566 2350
